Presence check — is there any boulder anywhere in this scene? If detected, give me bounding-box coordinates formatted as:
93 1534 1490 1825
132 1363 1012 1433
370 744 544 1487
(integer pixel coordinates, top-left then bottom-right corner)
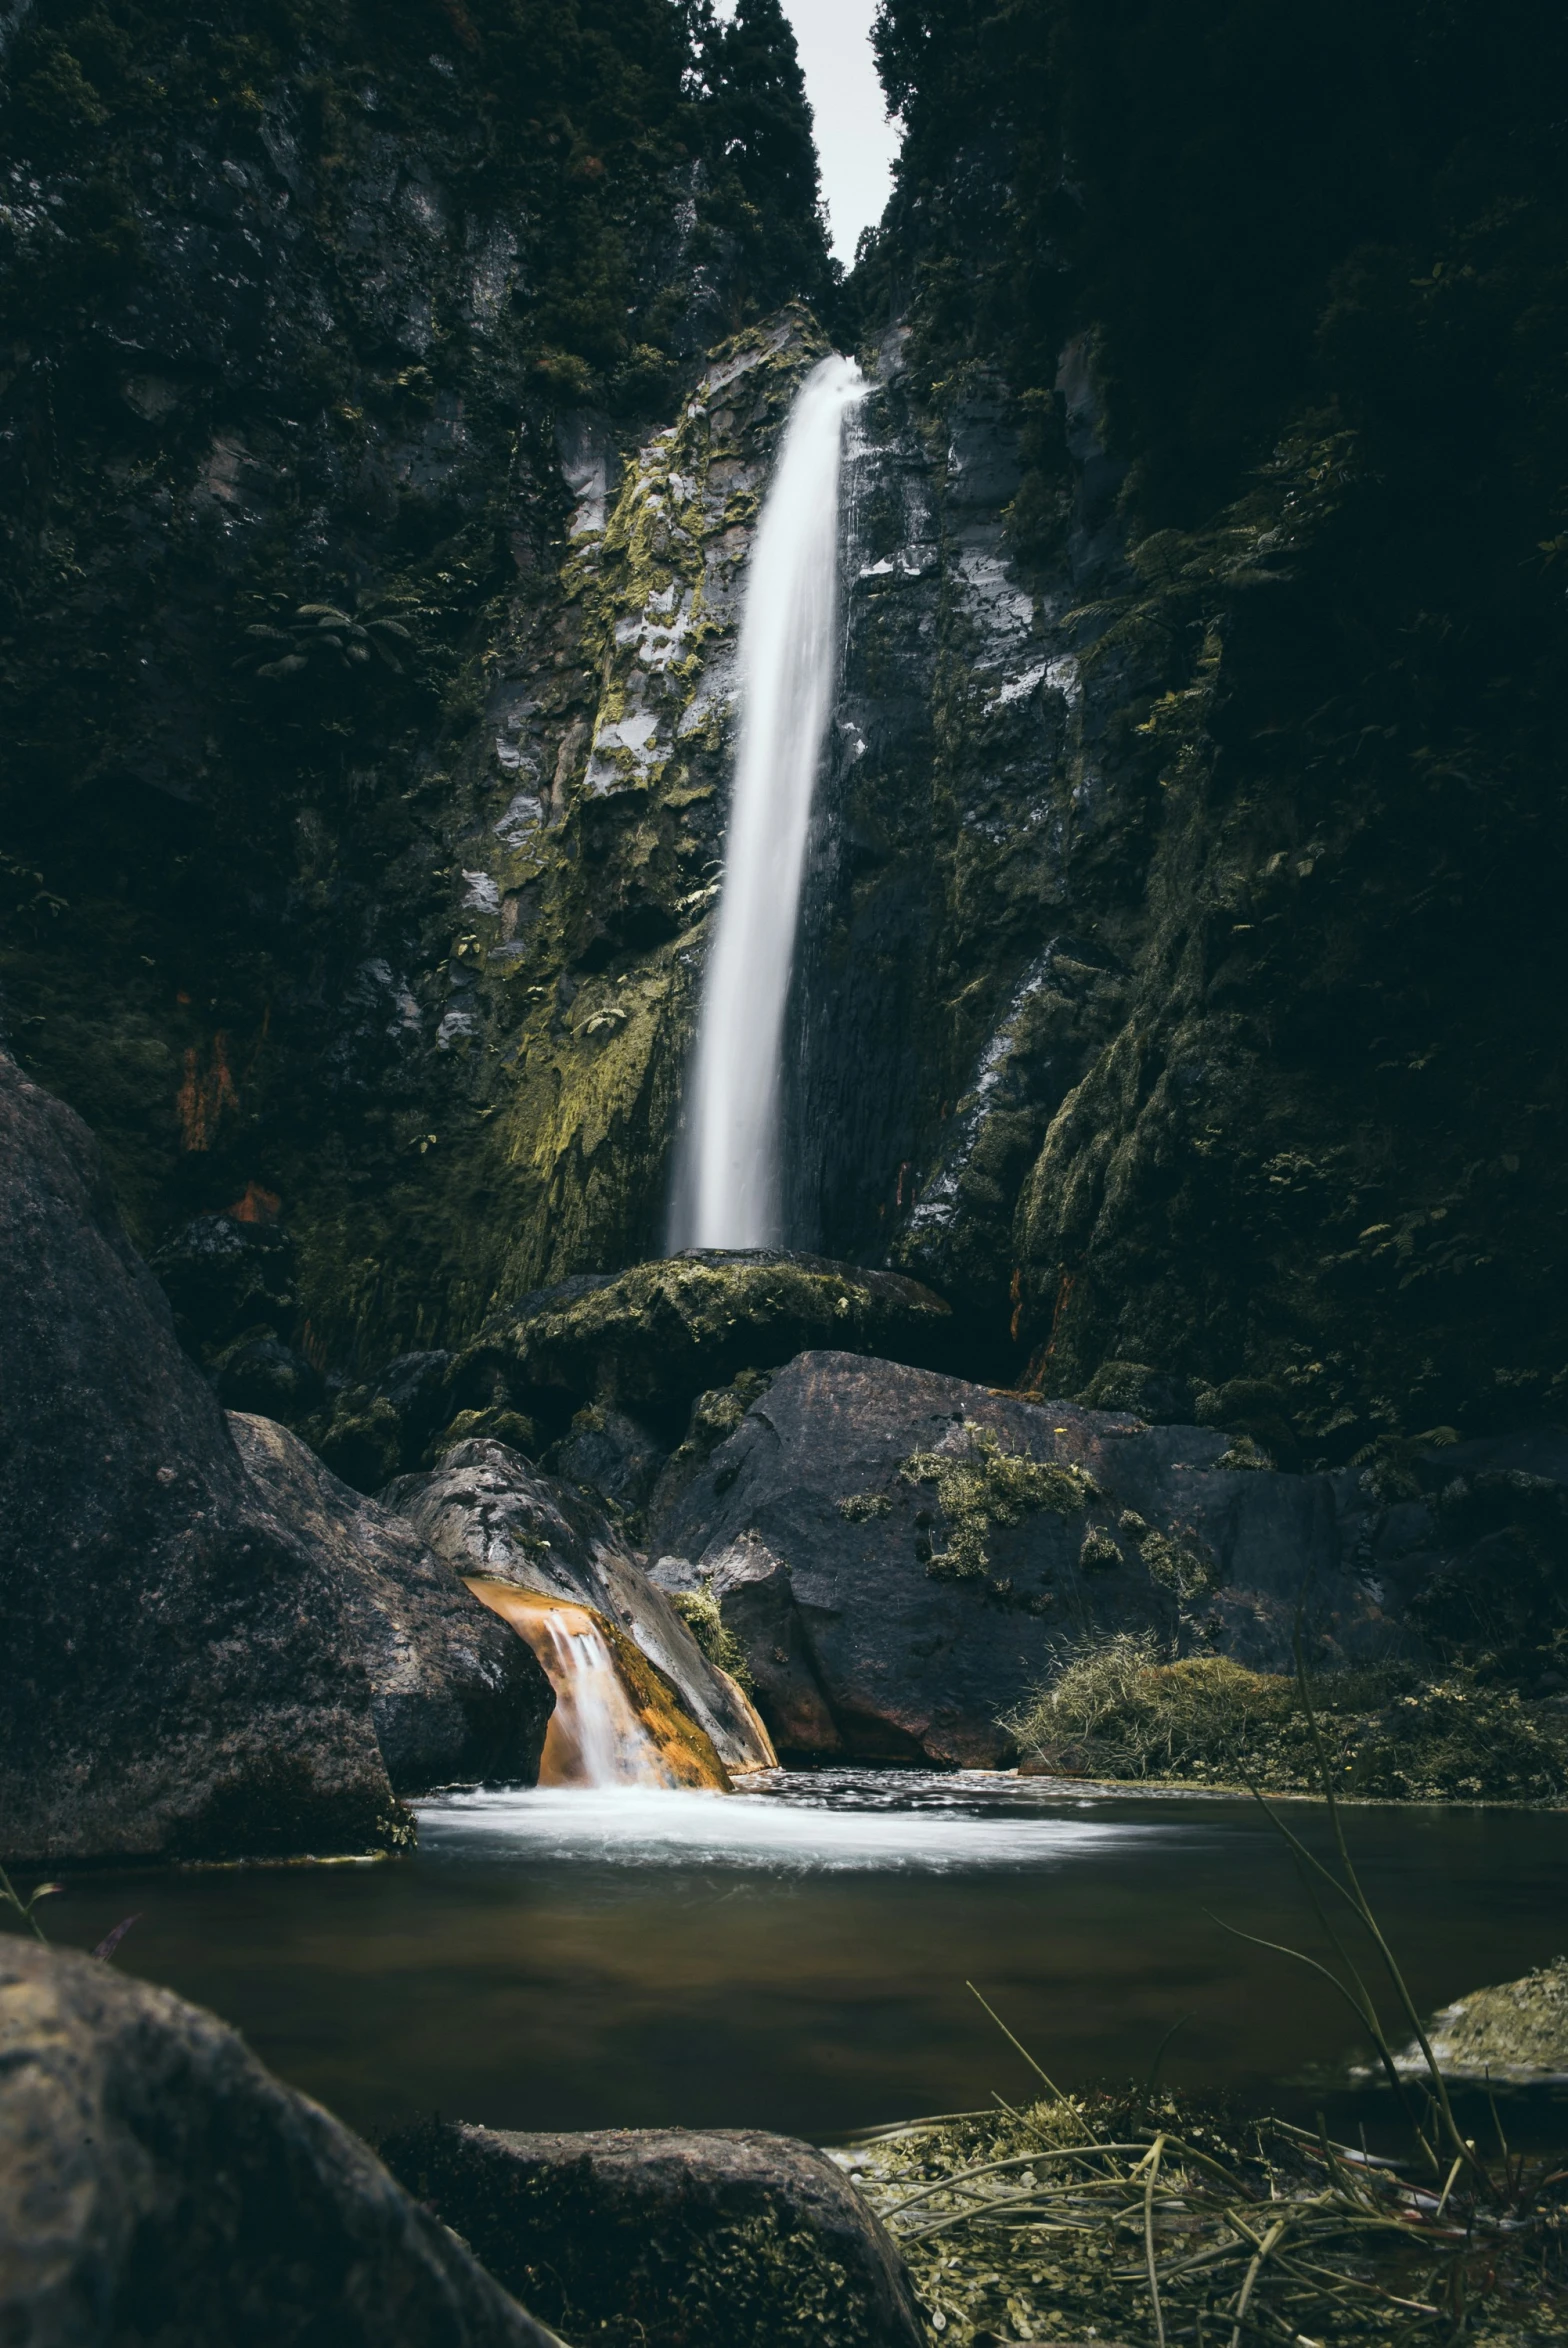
230 1416 553 1795
646 1350 1426 1765
0 1051 396 1863
468 1252 956 1441
384 1440 773 1776
0 1942 563 2347
380 2118 927 2348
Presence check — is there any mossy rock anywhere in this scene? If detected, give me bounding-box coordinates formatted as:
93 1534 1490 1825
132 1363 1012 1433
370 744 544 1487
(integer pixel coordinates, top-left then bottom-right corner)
1414 1957 1568 2082
379 2119 928 2348
472 1251 957 1440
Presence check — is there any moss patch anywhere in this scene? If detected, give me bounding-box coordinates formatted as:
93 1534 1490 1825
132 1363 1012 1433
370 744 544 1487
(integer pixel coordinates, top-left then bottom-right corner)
1004 1633 1568 1801
900 1428 1096 1582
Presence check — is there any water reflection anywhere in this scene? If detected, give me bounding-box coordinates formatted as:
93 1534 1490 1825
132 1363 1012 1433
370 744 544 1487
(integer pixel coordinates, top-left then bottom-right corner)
17 1773 1568 2146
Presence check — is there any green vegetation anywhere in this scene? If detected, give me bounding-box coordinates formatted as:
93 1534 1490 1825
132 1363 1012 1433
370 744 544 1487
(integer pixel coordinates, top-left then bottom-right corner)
900 1429 1096 1581
670 1576 754 1693
1003 1632 1568 1802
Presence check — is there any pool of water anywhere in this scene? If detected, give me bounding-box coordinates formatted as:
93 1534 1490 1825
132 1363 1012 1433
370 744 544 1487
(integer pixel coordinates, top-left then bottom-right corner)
20 1772 1568 2144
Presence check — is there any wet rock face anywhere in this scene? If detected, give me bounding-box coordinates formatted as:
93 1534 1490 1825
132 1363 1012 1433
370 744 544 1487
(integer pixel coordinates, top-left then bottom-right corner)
381 2119 928 2348
0 1944 562 2348
383 1438 772 1776
789 338 1133 1353
0 1050 396 1863
647 1350 1426 1766
231 1416 553 1796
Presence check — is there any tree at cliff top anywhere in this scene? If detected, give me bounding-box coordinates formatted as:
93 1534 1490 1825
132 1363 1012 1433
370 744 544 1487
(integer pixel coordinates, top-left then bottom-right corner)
857 0 1568 1450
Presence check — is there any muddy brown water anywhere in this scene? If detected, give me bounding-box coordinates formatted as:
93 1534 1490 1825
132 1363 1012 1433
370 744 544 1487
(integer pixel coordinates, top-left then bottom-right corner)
17 1772 1568 2147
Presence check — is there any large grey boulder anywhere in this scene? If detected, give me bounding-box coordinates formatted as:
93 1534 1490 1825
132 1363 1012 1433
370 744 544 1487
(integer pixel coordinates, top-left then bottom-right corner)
380 2118 927 2348
0 1052 394 1863
0 1942 563 2347
383 1440 773 1775
0 1052 549 1865
647 1350 1425 1764
230 1416 552 1795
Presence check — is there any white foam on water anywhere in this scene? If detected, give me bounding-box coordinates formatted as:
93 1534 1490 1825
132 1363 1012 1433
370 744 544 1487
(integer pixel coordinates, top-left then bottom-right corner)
413 1774 1186 1874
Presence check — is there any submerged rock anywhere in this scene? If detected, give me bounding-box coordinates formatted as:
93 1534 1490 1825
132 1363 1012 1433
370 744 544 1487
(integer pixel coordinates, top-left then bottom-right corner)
0 1944 563 2348
384 1439 773 1777
647 1350 1423 1766
231 1416 553 1796
0 1051 396 1863
473 1252 956 1440
381 2119 928 2348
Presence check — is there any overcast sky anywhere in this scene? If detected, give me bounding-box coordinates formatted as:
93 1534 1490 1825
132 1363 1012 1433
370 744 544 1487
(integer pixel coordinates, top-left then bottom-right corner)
716 0 899 264
783 0 899 262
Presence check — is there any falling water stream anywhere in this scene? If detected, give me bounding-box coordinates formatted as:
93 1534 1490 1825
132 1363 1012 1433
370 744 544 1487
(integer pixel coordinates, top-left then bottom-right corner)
668 353 867 1249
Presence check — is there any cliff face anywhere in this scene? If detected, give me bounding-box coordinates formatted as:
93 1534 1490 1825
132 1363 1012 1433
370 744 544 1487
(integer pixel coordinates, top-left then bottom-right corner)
844 0 1568 1454
0 0 828 1366
4 0 1568 1473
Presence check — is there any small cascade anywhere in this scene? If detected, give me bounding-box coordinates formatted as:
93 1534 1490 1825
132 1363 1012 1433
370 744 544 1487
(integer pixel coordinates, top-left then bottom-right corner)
465 1581 729 1791
668 352 868 1250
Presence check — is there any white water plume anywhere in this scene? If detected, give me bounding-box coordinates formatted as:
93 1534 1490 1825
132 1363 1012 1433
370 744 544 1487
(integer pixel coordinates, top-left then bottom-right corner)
668 353 867 1250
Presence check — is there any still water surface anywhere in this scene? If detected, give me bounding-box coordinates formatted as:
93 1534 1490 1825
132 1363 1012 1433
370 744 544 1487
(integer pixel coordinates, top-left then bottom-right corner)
28 1772 1568 2142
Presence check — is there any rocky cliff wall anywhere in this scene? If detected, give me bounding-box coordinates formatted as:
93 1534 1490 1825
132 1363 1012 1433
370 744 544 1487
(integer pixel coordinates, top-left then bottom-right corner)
0 0 830 1375
4 0 1568 1477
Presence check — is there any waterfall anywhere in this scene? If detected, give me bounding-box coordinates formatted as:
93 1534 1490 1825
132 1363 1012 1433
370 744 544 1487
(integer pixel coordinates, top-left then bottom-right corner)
668 353 867 1251
465 1581 731 1791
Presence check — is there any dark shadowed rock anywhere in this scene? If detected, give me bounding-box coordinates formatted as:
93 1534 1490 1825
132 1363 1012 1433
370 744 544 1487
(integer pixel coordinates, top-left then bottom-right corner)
384 1441 773 1775
231 1416 553 1795
0 1943 563 2348
0 1052 396 1862
647 1351 1428 1765
149 1210 299 1359
473 1253 956 1442
553 1404 667 1518
319 1350 463 1492
381 2118 926 2348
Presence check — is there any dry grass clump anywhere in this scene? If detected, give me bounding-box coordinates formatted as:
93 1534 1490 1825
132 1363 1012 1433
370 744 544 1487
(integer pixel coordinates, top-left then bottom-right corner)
838 2083 1568 2348
1002 1635 1568 1802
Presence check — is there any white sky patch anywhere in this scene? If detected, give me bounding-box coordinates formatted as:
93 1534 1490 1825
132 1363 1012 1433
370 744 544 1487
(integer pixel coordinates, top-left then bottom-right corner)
716 0 900 265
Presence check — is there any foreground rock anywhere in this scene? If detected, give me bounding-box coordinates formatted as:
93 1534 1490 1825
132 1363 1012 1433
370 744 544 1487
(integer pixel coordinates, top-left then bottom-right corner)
382 2119 927 2348
0 1053 396 1861
647 1351 1425 1765
385 1440 773 1776
0 1943 562 2347
232 1418 552 1795
470 1253 956 1442
0 1052 550 1864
